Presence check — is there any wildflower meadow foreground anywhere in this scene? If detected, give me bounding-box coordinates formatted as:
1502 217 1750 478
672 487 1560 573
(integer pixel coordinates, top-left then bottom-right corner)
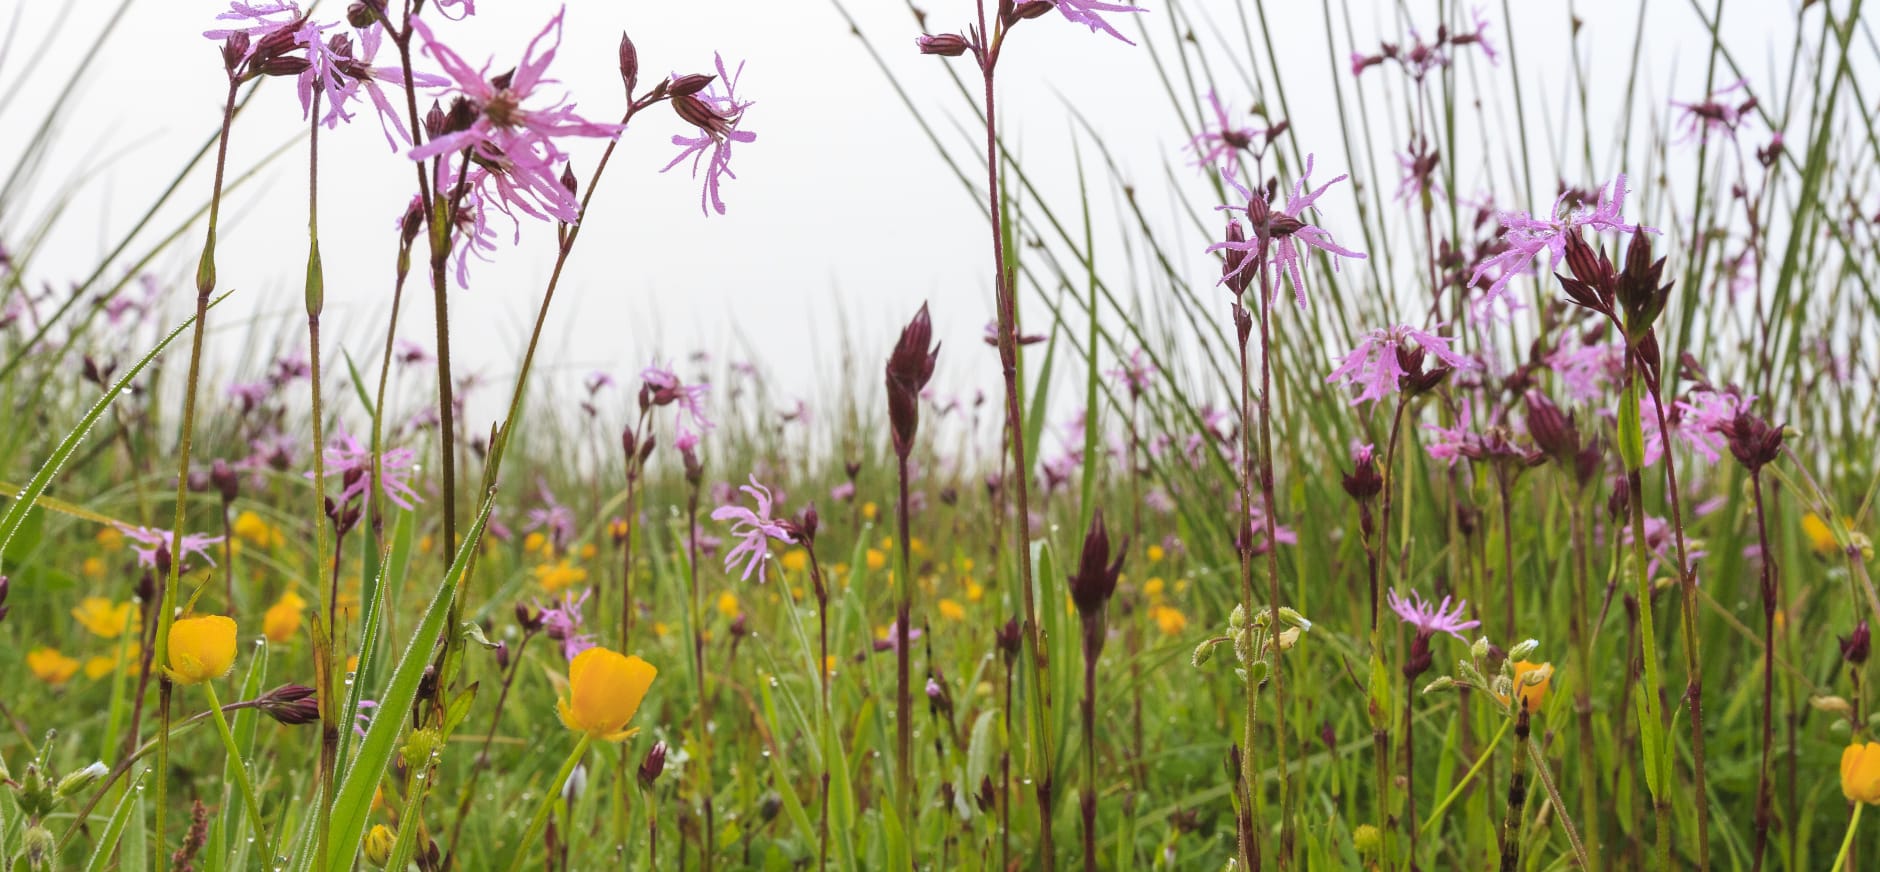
0 0 1875 869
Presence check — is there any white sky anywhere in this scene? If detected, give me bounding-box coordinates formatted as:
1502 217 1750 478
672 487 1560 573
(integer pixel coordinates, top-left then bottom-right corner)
0 0 1807 430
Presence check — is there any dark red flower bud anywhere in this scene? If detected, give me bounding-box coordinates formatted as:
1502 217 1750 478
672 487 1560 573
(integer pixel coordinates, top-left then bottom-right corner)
1723 409 1783 472
885 303 940 458
210 459 240 503
1843 621 1871 665
618 32 639 96
1013 0 1054 19
668 74 715 98
916 33 971 56
259 684 320 725
1068 509 1125 616
638 740 669 789
1523 391 1581 467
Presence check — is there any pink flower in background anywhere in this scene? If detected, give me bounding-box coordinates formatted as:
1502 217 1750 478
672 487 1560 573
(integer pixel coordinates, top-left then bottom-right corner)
526 480 577 550
410 7 622 223
664 54 757 216
712 476 795 583
1055 0 1146 45
1468 174 1654 312
1211 154 1367 308
1326 324 1473 405
1189 91 1257 177
642 361 714 445
538 589 596 661
315 431 421 509
1546 340 1623 403
115 524 225 570
434 0 475 20
1673 79 1755 143
1388 588 1481 640
1424 398 1477 466
1106 348 1157 398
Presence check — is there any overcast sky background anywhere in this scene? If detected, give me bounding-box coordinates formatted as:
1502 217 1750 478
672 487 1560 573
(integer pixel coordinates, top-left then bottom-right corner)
1 0 1809 431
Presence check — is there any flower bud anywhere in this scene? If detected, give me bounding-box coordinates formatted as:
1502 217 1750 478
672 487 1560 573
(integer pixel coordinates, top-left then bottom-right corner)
364 824 396 867
618 32 640 96
668 73 715 97
916 33 971 56
638 740 668 790
884 303 940 458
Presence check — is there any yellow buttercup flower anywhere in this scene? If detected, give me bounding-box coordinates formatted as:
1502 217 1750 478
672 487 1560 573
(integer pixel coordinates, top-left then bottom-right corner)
166 615 238 685
1143 577 1166 599
557 647 657 741
865 549 887 572
264 592 307 643
1150 605 1188 636
72 597 133 639
95 526 124 552
717 592 740 619
965 580 985 602
862 502 878 522
1844 743 1880 804
82 557 106 579
1146 544 1165 563
232 511 283 549
524 532 548 553
28 648 79 685
533 559 587 593
938 599 966 621
781 549 809 573
84 645 139 681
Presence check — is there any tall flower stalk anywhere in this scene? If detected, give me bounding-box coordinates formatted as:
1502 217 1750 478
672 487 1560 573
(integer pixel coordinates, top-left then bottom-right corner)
885 302 938 846
1067 511 1123 872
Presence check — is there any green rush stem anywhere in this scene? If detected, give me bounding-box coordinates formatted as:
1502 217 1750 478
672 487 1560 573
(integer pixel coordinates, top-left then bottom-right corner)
202 683 267 850
154 73 240 871
503 734 593 872
1079 620 1100 872
1567 487 1602 871
1423 714 1512 833
805 544 833 872
1627 465 1672 871
303 89 338 872
1749 470 1777 872
1833 804 1864 872
1526 732 1592 870
367 231 415 561
686 479 714 872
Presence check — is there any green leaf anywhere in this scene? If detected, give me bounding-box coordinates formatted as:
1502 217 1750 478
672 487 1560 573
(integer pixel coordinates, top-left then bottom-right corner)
79 771 144 872
323 495 494 872
1616 377 1645 473
0 296 221 572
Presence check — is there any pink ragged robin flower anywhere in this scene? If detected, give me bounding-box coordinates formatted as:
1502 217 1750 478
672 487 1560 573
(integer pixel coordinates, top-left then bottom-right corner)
1468 174 1656 312
1210 154 1367 308
410 7 623 224
663 54 757 216
115 524 225 571
1326 324 1473 405
313 431 421 510
1673 78 1756 144
1188 91 1259 178
641 360 714 446
1387 588 1481 640
710 476 795 584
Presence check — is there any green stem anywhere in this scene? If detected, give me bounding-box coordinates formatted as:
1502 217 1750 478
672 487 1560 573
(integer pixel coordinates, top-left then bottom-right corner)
1832 803 1863 872
202 683 267 850
503 734 593 872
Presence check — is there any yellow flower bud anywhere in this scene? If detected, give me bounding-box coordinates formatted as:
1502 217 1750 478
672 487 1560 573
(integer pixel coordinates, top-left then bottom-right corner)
166 615 237 685
364 823 396 866
557 647 657 742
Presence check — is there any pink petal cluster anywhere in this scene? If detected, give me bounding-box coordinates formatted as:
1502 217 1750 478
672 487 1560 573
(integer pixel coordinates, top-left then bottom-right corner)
1326 324 1473 405
1055 0 1147 45
410 8 622 224
710 476 795 584
1387 588 1481 640
1468 174 1655 313
1211 154 1367 308
663 54 758 216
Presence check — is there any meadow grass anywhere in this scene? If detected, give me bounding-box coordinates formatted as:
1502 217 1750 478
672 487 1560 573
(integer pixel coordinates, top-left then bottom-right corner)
0 1 1876 870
